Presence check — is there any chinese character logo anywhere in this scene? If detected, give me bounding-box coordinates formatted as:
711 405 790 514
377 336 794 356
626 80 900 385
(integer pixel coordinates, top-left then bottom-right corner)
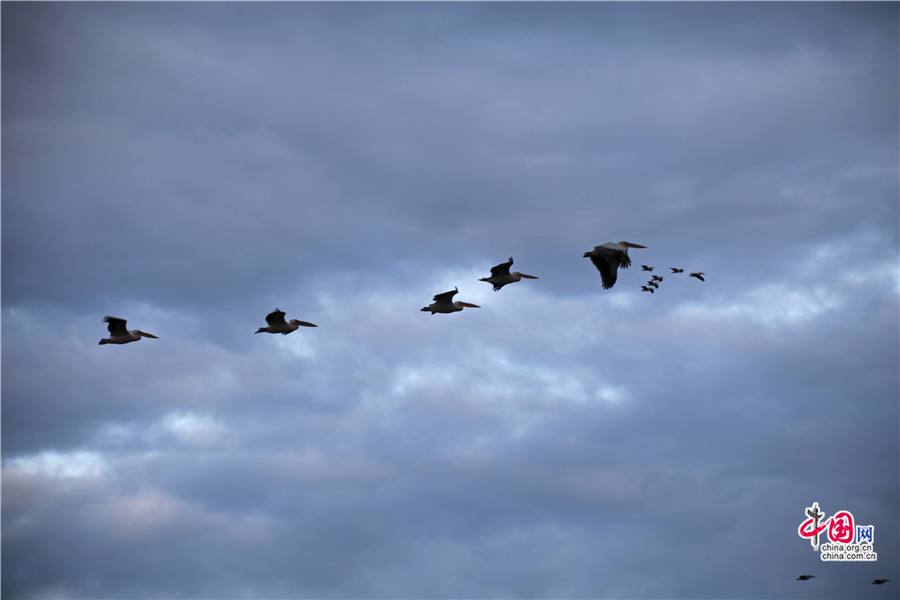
799 502 826 549
798 502 877 562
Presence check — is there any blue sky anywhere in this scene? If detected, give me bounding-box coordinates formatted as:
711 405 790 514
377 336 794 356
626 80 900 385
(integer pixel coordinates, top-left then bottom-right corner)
2 2 898 598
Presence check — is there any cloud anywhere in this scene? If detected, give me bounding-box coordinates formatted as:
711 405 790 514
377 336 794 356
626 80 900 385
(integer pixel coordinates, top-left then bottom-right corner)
3 2 898 598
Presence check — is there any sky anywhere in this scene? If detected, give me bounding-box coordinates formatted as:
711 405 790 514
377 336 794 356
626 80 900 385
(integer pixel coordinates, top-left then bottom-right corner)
2 2 898 598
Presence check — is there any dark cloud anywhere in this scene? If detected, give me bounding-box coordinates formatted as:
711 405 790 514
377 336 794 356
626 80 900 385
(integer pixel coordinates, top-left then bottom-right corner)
3 2 898 599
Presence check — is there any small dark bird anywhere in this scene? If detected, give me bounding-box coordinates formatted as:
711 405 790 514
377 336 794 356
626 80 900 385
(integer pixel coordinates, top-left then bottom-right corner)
641 265 654 272
872 579 891 585
99 316 159 345
641 286 654 293
690 272 705 281
797 575 815 581
651 275 663 282
255 308 317 334
648 281 659 288
670 268 684 273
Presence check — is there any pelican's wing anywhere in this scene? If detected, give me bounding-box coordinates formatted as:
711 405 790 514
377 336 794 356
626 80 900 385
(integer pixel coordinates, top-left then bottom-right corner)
589 244 630 289
588 254 618 289
104 316 128 336
597 243 632 268
489 257 513 277
432 289 458 304
265 309 287 326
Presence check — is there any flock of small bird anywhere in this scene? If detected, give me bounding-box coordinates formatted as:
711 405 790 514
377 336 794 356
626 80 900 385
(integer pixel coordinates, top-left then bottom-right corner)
100 239 681 343
797 575 891 585
639 265 705 294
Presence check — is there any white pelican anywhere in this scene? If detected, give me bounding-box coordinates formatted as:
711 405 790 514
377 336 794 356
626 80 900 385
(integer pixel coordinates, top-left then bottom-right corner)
641 265 654 272
796 575 815 581
670 268 684 273
255 308 317 334
690 272 705 281
584 241 646 289
478 256 538 291
641 285 654 293
99 316 159 345
421 287 480 314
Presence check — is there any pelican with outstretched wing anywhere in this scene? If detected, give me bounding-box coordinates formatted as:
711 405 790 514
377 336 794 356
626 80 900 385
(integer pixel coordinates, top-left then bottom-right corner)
671 268 684 273
479 256 538 291
690 272 705 281
99 316 159 345
421 287 480 314
583 241 647 289
255 308 317 335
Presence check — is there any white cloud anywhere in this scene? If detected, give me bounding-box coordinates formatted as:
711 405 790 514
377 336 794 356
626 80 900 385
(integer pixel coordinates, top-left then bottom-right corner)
5 450 110 480
160 411 231 447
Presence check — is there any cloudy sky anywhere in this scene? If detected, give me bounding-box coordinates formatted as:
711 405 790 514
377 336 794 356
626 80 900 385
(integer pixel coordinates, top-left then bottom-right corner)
2 2 898 598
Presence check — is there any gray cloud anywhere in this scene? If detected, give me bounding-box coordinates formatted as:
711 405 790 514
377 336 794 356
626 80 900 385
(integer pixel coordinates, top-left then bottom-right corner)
3 2 898 599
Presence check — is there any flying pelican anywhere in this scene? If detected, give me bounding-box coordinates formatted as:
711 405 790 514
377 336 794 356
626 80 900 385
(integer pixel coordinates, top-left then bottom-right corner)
641 286 654 293
421 287 480 314
255 308 317 335
99 316 159 345
478 256 538 291
648 281 659 288
872 579 891 585
796 575 815 581
651 275 664 282
690 272 705 281
583 241 646 289
641 265 654 272
670 268 684 273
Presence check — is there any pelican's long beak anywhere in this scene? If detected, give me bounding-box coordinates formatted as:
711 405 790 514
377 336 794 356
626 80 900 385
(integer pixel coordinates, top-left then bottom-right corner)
458 302 481 308
138 331 159 339
297 321 318 327
622 242 647 248
519 274 538 279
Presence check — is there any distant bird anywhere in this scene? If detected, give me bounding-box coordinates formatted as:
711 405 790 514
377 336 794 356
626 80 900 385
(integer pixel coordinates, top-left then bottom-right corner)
670 268 684 273
796 575 815 581
648 281 659 288
651 275 664 282
99 316 159 345
255 308 317 334
421 287 480 314
479 256 538 291
583 241 647 289
641 286 654 293
641 265 654 272
872 579 891 585
690 272 705 281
